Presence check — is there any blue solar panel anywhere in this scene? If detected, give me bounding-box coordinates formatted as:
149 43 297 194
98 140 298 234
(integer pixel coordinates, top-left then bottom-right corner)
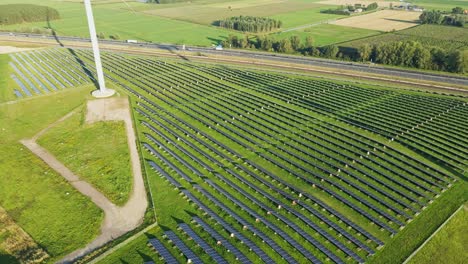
142 142 193 183
192 216 251 264
179 223 228 264
148 238 178 263
147 160 182 188
10 55 49 93
10 62 41 94
11 74 32 96
181 190 273 263
165 230 203 264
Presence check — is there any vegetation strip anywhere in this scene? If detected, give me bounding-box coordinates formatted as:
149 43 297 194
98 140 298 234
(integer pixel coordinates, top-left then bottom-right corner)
402 204 464 264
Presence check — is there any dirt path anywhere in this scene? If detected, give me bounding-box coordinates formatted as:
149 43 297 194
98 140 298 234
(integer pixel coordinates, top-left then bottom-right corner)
20 97 148 264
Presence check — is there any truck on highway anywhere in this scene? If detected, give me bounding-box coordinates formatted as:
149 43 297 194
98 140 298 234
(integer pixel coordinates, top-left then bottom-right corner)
126 39 138 43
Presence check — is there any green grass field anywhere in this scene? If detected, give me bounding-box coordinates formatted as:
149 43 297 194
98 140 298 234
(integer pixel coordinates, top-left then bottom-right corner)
342 24 468 51
37 107 132 206
0 85 103 261
408 0 468 10
408 203 468 264
275 24 381 47
0 0 366 47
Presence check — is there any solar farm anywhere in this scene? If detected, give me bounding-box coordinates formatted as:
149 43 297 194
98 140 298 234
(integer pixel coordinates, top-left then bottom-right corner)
2 47 467 264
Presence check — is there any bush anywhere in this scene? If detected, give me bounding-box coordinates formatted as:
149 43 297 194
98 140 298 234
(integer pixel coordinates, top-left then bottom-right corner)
0 4 60 25
366 2 378 11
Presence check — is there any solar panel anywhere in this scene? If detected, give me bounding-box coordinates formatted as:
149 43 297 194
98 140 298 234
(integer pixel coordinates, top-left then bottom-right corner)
142 142 193 183
179 223 228 264
10 74 32 96
181 190 273 263
192 217 251 264
164 230 203 264
148 238 178 263
147 160 182 188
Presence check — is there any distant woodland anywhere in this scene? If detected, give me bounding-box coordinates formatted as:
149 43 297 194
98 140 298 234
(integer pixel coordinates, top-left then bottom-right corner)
216 16 282 33
0 4 60 25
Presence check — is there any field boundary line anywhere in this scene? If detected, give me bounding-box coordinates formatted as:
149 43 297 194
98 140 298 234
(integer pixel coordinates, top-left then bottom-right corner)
402 204 464 264
87 222 159 264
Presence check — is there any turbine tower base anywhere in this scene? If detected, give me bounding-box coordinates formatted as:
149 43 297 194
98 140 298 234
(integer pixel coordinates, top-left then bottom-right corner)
92 89 115 98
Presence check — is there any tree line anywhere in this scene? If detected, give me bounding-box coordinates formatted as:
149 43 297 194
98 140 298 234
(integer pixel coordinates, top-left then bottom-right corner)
220 34 466 73
419 7 467 27
216 16 282 33
0 4 60 25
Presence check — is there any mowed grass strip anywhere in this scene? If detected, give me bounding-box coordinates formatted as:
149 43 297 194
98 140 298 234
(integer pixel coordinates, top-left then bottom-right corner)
408 203 468 264
37 108 132 206
0 85 103 261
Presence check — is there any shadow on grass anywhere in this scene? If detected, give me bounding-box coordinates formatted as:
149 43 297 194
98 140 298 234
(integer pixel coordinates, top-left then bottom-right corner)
0 253 19 264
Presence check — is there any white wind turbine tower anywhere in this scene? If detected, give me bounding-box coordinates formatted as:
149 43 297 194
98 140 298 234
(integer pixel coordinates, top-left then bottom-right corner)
84 0 115 98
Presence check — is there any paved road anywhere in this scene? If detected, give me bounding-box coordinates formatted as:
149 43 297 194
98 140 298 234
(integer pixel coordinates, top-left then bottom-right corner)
1 32 467 87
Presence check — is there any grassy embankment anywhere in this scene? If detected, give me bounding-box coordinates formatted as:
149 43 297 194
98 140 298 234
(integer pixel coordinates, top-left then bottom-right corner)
408 202 468 264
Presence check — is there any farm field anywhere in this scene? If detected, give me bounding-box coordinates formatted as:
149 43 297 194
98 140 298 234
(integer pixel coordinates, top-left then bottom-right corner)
4 47 466 263
142 1 334 27
342 24 468 51
408 204 468 264
275 24 380 47
0 0 378 48
332 10 421 31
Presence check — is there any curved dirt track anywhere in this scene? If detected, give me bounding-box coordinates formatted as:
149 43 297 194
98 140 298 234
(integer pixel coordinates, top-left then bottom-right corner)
20 97 148 264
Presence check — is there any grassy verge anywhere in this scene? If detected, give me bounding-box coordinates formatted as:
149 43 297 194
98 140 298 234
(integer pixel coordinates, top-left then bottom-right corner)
408 203 468 264
37 107 132 206
368 181 468 264
0 85 103 261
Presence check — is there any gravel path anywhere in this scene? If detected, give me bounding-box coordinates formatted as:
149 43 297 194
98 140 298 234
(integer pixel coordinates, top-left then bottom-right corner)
20 97 148 264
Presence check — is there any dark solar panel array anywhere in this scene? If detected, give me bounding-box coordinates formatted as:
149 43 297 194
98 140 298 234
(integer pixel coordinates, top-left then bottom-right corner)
181 190 273 263
148 237 178 263
164 230 203 264
179 223 228 264
193 184 300 264
192 216 251 264
142 142 193 183
147 160 182 189
225 168 375 256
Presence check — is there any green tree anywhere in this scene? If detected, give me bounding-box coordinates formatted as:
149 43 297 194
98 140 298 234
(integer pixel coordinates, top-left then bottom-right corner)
452 7 464 14
98 32 105 39
290 35 301 51
278 39 293 53
321 45 339 58
358 44 372 62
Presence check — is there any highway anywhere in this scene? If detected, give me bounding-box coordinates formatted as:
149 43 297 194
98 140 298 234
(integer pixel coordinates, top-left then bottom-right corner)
2 32 467 88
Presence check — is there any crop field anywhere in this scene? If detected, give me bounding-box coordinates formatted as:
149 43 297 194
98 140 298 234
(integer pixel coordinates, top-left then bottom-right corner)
4 47 466 263
342 24 468 51
332 10 421 31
